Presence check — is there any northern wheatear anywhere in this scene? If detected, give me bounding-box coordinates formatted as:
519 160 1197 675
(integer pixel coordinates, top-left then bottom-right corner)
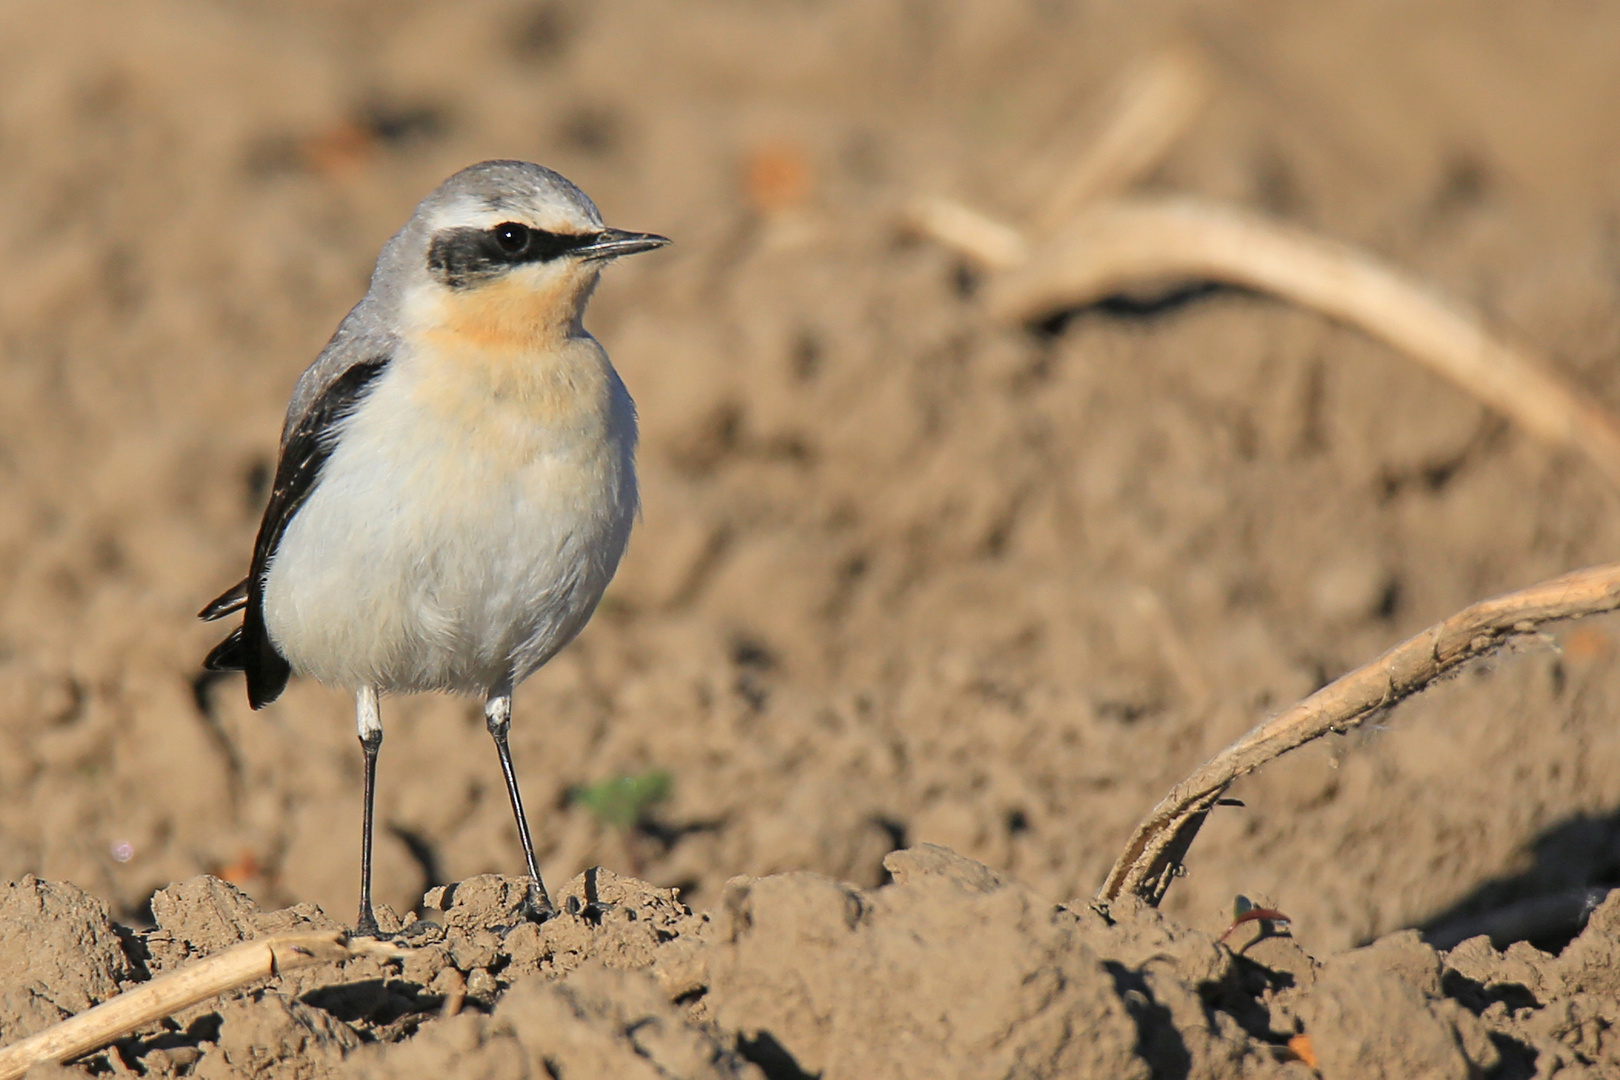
199 160 668 935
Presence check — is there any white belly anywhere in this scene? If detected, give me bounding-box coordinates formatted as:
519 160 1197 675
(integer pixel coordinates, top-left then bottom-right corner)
261 348 637 696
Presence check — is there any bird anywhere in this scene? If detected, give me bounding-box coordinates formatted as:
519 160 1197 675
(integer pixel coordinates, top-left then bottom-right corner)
198 160 668 936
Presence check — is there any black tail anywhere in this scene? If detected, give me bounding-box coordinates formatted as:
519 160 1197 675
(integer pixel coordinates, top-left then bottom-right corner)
204 626 246 670
240 606 292 710
201 610 291 710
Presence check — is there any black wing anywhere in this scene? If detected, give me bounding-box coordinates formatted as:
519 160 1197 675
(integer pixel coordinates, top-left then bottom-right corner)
201 357 391 709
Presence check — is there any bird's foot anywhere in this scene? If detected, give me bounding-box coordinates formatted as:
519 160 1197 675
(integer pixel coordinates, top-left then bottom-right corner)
519 881 556 925
562 893 616 924
353 906 388 941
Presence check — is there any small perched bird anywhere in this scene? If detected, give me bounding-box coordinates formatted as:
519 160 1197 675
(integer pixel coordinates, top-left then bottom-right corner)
199 160 668 935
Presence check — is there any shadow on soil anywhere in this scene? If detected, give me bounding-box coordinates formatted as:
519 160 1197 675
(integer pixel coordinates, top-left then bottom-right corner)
1416 808 1620 952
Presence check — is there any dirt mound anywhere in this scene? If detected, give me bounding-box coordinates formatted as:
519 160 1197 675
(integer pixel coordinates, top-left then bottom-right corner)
7 852 1620 1077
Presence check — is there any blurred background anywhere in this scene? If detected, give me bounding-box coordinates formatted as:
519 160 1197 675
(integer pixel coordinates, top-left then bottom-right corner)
4 0 1620 956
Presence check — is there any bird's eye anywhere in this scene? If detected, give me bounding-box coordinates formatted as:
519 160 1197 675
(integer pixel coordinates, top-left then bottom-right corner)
493 222 530 254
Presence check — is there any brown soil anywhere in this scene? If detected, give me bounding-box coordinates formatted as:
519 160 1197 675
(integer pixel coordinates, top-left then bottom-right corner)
6 854 1620 1078
5 0 1620 1075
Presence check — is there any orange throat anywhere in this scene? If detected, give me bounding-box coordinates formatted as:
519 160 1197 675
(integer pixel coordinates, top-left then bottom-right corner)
403 269 611 426
423 266 597 355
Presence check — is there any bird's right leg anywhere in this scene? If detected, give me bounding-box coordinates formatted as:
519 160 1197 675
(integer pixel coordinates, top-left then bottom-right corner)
355 684 384 938
484 679 555 922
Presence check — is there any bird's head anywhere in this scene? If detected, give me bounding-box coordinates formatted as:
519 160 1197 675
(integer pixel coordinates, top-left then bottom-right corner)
392 160 668 348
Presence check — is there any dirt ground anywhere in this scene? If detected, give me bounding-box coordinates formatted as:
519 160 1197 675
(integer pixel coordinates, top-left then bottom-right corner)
6 0 1620 1075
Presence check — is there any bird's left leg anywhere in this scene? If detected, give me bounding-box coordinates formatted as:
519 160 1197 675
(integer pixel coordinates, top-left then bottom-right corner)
355 684 384 938
485 677 554 920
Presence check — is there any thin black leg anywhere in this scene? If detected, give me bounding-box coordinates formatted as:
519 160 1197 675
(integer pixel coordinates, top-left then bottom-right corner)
486 689 553 918
355 686 383 937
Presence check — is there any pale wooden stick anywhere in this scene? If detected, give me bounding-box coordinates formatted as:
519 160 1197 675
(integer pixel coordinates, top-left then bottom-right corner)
903 196 1028 270
0 931 403 1080
1129 585 1214 712
1097 562 1620 907
1031 47 1211 229
985 196 1620 487
906 48 1208 271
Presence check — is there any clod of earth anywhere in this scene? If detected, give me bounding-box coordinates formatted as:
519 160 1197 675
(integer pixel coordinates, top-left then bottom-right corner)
5 849 1620 1079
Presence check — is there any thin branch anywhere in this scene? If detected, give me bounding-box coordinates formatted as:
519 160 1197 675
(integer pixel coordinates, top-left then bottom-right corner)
1129 585 1215 712
984 197 1620 487
1096 562 1620 907
904 47 1208 270
1030 47 1211 229
0 931 405 1080
902 196 1028 270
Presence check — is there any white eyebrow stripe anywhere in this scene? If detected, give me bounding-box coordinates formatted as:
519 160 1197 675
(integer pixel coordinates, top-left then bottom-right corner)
426 194 601 237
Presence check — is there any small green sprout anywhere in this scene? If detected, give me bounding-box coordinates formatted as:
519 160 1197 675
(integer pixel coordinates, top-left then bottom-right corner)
572 769 672 830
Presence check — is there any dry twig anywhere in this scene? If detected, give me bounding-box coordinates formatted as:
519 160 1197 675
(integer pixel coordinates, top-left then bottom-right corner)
0 931 404 1080
904 196 1029 271
985 197 1620 487
903 45 1620 488
1129 585 1215 712
905 48 1208 270
1029 47 1211 228
1097 562 1620 908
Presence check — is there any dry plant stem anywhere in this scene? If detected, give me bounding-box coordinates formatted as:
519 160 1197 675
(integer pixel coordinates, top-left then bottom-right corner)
1032 48 1211 229
1097 562 1620 908
903 196 1028 270
0 931 402 1080
986 197 1620 487
1130 585 1214 711
906 48 1207 271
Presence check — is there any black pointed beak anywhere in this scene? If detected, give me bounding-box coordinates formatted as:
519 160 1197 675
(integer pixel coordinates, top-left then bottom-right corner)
577 228 671 260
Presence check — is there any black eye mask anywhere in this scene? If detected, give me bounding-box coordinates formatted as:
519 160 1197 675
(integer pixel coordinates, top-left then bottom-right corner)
426 222 599 289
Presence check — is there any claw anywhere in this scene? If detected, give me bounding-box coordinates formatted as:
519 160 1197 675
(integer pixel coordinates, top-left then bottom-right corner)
563 892 614 924
520 883 556 925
